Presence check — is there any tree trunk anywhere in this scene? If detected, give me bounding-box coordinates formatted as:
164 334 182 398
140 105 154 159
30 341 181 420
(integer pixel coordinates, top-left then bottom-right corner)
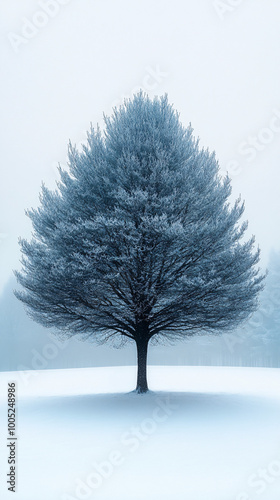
135 339 149 393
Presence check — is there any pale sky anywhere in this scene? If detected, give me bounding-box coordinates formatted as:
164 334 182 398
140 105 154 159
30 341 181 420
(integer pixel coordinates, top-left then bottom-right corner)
1 0 280 294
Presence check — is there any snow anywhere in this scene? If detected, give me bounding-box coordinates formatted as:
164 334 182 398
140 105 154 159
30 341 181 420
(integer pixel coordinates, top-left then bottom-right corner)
0 366 280 500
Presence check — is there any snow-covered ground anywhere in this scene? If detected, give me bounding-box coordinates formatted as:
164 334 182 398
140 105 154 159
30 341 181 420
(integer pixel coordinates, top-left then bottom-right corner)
0 366 280 500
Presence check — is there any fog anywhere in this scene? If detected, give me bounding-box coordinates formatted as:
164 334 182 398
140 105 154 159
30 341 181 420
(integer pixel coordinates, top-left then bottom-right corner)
1 266 279 371
1 1 280 369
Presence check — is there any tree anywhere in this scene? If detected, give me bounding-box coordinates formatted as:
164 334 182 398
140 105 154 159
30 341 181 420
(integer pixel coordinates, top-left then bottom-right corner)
15 93 264 392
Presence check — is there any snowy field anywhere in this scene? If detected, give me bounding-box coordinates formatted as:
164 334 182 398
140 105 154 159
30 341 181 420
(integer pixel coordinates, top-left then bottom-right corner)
0 365 280 500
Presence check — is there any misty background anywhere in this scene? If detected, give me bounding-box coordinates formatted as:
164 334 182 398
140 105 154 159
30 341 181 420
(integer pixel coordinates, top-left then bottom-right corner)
1 0 280 371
